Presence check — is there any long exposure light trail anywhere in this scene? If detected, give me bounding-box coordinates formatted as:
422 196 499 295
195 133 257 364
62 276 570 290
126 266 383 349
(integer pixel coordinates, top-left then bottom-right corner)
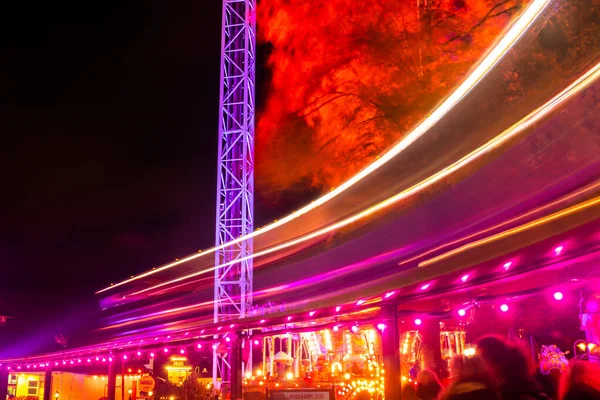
129 58 600 298
96 0 551 295
396 180 600 269
419 196 600 267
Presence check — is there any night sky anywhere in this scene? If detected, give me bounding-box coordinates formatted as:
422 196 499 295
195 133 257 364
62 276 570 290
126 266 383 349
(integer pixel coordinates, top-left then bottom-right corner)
0 2 283 350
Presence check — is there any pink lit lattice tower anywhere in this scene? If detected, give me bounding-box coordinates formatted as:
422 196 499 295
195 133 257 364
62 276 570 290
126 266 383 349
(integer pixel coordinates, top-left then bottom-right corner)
213 0 256 391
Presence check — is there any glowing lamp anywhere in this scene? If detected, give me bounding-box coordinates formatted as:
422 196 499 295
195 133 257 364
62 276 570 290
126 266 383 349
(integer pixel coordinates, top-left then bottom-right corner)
197 344 202 349
137 351 141 356
128 389 133 395
225 337 231 342
377 323 386 331
500 304 509 312
503 261 512 270
351 325 359 333
108 357 113 362
254 340 259 346
55 392 59 399
148 392 153 397
212 344 218 350
384 291 395 299
554 292 563 301
87 359 91 363
414 318 422 326
333 325 340 332
286 372 294 380
260 319 266 324
554 246 564 256
420 283 430 291
344 373 351 380
309 311 316 317
230 324 235 328
123 355 128 360
356 299 366 306
245 371 252 380
335 306 342 312
163 348 169 353
460 274 469 283
458 309 466 317
180 349 185 354
150 352 155 358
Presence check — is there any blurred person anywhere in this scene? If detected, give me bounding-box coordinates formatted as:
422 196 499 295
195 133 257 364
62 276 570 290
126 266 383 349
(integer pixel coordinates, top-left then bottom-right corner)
444 355 500 400
416 369 443 400
477 335 548 400
403 382 419 400
559 360 600 400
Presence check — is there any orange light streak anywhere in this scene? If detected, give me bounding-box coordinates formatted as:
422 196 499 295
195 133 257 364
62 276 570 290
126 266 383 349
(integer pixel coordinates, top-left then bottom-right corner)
130 58 600 297
96 0 551 295
419 196 600 267
397 180 600 268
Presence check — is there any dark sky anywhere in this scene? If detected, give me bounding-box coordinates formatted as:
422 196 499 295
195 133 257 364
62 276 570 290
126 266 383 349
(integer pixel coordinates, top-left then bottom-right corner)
0 1 286 349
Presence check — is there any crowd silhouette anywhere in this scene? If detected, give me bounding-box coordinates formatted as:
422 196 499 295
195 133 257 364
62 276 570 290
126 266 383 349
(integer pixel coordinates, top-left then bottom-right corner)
406 335 600 400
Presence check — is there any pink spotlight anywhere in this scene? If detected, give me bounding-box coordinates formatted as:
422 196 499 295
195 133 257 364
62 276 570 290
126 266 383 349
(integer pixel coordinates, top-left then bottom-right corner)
333 325 340 332
260 319 266 324
197 344 202 349
335 306 342 312
554 292 564 301
225 337 231 343
460 274 469 283
384 291 396 299
230 324 235 328
212 344 218 350
503 261 512 271
377 323 386 331
458 309 466 317
500 304 509 313
420 283 430 291
554 246 564 256
309 311 316 317
180 349 185 355
150 352 155 358
254 340 260 346
163 348 169 353
414 318 422 326
137 351 141 356
351 325 359 333
123 355 128 360
287 316 293 321
356 299 366 306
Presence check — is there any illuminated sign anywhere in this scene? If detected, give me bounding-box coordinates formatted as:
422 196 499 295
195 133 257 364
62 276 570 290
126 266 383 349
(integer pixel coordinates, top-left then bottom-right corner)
268 389 333 400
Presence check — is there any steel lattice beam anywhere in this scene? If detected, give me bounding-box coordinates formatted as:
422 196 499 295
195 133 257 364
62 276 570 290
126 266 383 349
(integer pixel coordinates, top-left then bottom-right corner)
214 0 255 324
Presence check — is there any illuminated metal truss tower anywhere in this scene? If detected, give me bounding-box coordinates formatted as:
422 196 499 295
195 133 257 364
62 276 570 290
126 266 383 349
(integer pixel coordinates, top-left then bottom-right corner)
213 0 255 390
214 0 255 323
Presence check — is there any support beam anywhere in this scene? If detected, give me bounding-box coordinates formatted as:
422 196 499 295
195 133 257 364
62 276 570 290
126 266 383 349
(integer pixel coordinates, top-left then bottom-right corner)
381 305 401 400
230 334 242 400
0 368 9 400
107 360 116 400
43 368 52 400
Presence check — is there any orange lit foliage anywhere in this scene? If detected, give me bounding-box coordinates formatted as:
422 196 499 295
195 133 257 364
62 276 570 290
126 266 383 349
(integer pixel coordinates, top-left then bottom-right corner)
256 0 522 199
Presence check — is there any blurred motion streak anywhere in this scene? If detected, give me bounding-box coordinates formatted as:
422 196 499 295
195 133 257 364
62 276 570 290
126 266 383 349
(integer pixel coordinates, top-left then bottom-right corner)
127 58 600 299
96 0 551 295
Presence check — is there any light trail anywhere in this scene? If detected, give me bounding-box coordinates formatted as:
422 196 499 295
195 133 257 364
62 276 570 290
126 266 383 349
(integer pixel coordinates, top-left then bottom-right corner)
128 58 600 298
396 180 600 268
419 196 600 267
96 0 552 295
